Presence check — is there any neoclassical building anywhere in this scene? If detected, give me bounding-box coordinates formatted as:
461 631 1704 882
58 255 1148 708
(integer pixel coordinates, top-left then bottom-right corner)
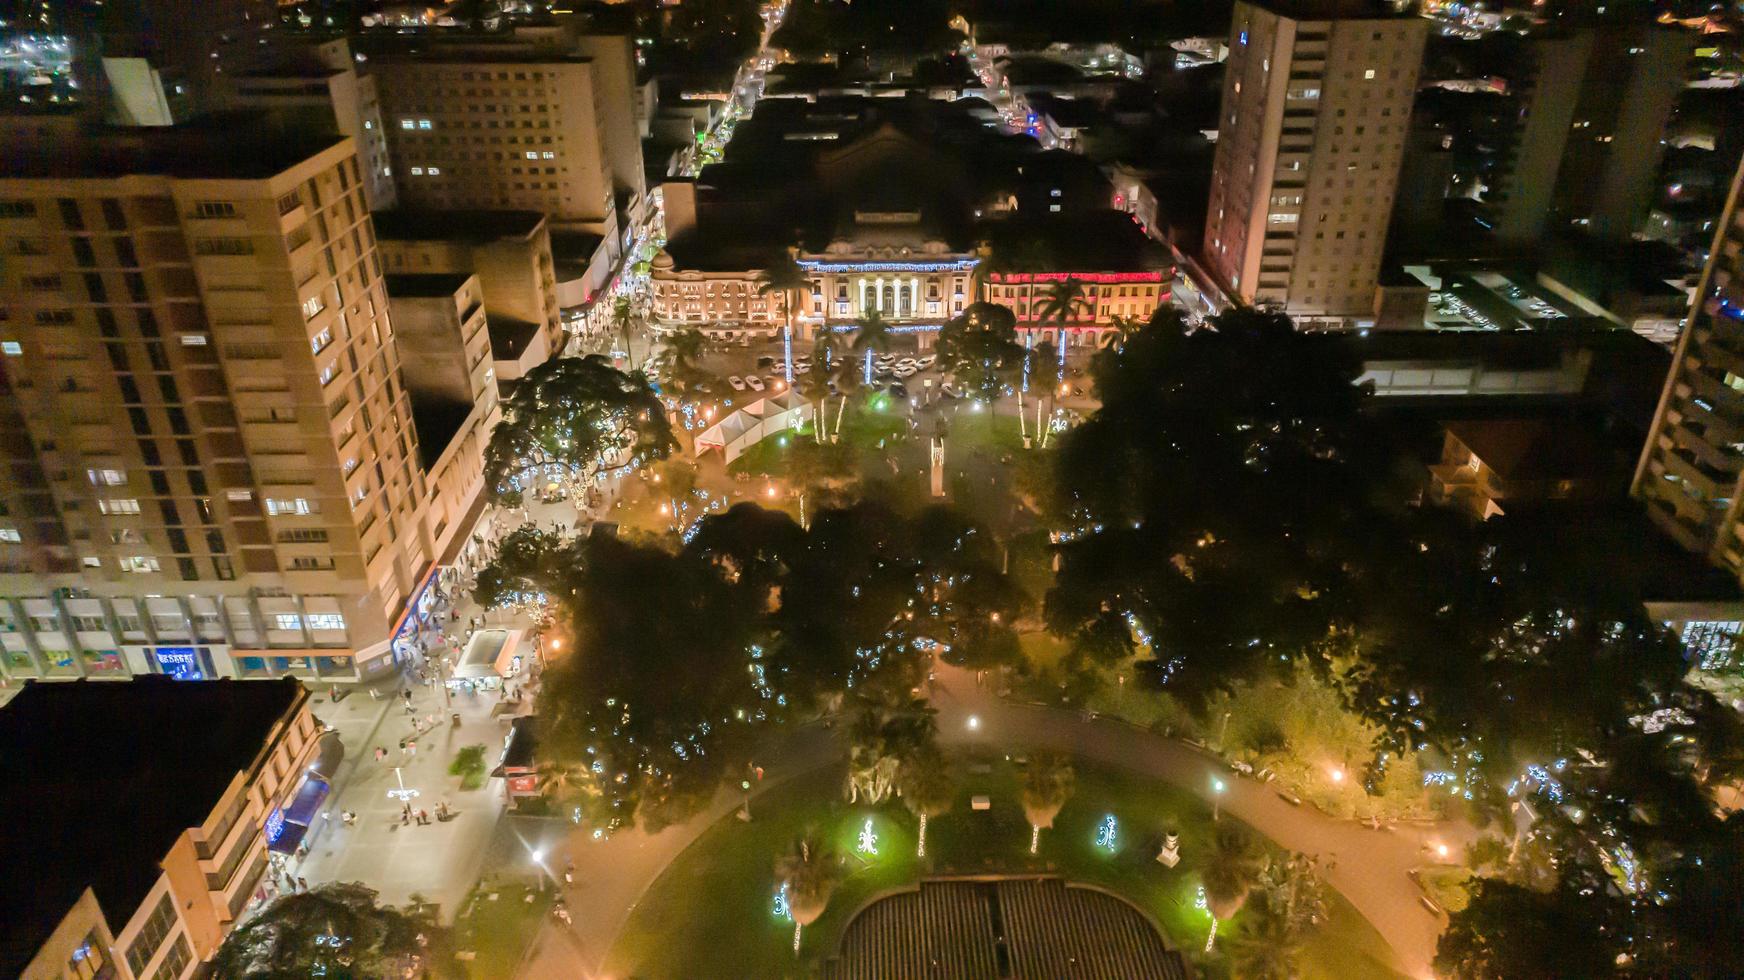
649 107 1172 348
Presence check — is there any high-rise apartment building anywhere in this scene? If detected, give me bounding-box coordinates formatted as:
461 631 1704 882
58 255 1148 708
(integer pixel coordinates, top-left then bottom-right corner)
1486 24 1694 246
1634 153 1744 577
230 39 397 212
1202 0 1428 328
0 122 450 683
371 52 621 233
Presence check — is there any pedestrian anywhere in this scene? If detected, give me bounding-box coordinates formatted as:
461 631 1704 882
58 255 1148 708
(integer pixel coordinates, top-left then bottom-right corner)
406 740 418 758
375 746 387 762
297 876 308 891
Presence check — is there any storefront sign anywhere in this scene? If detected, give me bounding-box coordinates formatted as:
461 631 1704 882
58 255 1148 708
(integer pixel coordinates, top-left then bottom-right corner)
153 647 204 680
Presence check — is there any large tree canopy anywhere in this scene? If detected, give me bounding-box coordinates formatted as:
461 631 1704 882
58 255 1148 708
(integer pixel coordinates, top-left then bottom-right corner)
483 355 676 506
485 501 1026 831
211 883 440 980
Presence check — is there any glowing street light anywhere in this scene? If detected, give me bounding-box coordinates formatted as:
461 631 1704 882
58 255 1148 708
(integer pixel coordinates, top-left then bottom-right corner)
1211 776 1226 822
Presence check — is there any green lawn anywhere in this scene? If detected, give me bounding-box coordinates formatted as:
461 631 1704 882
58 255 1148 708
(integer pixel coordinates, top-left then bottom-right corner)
606 754 1405 979
451 879 552 979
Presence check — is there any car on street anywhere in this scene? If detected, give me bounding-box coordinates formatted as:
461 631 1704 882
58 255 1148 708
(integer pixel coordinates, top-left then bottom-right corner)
915 355 936 370
894 365 916 379
940 383 960 399
728 375 747 391
888 381 909 399
745 375 766 392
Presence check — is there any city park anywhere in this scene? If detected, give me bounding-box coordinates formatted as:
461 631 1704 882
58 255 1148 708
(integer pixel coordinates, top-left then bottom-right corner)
217 298 1744 979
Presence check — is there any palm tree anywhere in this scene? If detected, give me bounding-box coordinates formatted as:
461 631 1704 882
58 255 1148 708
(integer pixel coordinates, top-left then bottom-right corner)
1202 822 1266 952
1030 340 1064 447
612 295 641 368
1226 896 1303 979
1021 753 1075 855
845 695 938 804
775 835 841 956
970 245 1011 304
1103 314 1143 351
1036 277 1091 364
795 356 833 446
654 326 712 399
850 310 893 386
654 458 698 531
757 251 810 385
900 750 954 859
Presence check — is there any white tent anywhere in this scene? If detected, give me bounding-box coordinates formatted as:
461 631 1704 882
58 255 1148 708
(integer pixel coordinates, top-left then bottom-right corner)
693 391 815 464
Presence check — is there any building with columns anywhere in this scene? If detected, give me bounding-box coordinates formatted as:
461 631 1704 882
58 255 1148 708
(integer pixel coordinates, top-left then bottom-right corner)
649 104 1171 347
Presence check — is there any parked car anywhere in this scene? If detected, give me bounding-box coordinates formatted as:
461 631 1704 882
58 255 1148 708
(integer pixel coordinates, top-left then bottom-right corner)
745 375 766 392
888 381 909 399
894 365 917 379
756 355 775 368
915 355 936 370
728 375 747 392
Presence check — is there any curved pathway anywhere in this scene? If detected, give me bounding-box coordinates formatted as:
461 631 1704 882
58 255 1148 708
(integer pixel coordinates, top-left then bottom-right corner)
520 663 1465 979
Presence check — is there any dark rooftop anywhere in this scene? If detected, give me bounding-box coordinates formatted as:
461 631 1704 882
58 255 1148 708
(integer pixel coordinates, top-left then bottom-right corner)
1445 418 1620 481
372 208 546 244
0 113 347 180
489 315 542 361
386 273 474 299
411 397 474 468
0 678 304 976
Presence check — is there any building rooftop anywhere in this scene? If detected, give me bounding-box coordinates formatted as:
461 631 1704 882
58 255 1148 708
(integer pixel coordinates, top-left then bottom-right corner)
386 272 475 299
372 208 546 244
488 315 541 361
0 678 304 977
1445 418 1620 482
411 398 474 468
0 113 347 180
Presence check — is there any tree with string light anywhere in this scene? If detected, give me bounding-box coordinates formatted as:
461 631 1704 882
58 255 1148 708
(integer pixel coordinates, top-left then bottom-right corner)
1021 753 1074 855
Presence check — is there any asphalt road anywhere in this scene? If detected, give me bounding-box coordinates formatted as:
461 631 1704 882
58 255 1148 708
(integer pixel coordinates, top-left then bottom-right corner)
519 662 1464 979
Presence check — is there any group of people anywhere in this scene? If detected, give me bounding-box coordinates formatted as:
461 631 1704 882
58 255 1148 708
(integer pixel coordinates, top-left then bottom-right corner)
398 800 454 826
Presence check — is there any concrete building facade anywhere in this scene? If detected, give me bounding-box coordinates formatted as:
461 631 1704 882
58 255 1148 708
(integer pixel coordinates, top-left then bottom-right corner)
1486 25 1694 246
230 39 398 212
0 126 471 682
374 209 566 361
1635 154 1744 578
1202 0 1427 328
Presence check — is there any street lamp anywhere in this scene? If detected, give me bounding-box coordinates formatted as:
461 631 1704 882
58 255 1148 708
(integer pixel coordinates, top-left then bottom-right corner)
1211 776 1226 822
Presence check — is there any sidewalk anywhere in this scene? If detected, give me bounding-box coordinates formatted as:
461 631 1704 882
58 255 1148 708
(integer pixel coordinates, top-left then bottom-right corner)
298 675 526 920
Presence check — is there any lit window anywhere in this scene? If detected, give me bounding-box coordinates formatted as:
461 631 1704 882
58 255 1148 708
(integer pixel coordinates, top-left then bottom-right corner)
0 529 19 543
400 119 416 130
274 614 303 630
307 613 345 631
525 151 539 160
418 119 432 130
179 334 208 346
1364 69 1375 79
87 468 126 486
541 151 555 159
98 498 141 515
427 167 441 176
119 556 159 573
302 295 325 320
310 327 333 355
364 120 374 130
319 363 338 386
1 341 20 356
265 497 317 516
410 167 424 176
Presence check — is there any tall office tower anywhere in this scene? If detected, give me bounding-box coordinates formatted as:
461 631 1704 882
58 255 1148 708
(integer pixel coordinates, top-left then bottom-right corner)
1202 0 1428 329
371 52 622 233
1634 153 1744 578
66 0 277 125
1486 25 1695 246
230 39 397 212
0 122 442 683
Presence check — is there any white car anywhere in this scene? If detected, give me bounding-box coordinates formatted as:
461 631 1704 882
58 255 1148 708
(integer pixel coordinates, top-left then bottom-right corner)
915 355 936 370
896 357 917 370
893 366 917 379
745 375 766 392
728 375 747 392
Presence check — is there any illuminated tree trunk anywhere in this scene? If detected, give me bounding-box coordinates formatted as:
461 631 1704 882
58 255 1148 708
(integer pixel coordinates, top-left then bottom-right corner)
918 813 928 858
1205 916 1219 953
1029 823 1041 855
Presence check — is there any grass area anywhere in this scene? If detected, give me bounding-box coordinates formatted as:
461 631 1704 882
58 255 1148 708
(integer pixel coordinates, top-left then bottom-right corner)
450 878 552 979
727 409 912 481
606 754 1404 979
449 745 488 791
